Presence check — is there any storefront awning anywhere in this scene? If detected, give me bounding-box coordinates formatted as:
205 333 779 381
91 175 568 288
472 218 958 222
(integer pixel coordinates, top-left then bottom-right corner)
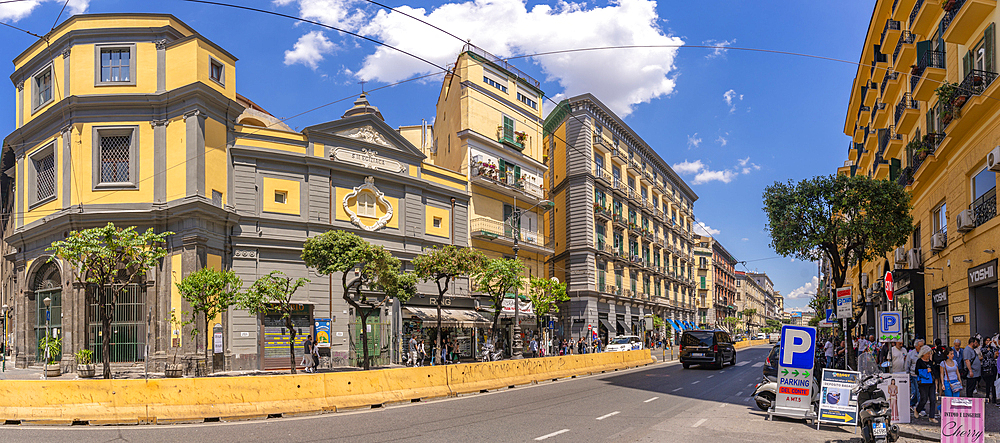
667 319 682 331
403 306 492 328
685 321 694 329
599 319 615 333
616 320 629 333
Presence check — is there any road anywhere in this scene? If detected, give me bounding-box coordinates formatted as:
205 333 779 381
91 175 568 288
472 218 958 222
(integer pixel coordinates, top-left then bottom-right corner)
0 346 886 442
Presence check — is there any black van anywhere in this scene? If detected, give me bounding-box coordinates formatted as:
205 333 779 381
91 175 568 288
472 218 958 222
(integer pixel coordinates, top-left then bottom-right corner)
679 329 736 369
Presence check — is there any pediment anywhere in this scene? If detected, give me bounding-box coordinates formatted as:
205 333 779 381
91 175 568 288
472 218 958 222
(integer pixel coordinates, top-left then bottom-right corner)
303 114 424 159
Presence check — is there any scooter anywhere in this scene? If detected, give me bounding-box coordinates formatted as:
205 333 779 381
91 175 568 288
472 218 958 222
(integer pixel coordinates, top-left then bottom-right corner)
853 367 899 443
752 375 777 411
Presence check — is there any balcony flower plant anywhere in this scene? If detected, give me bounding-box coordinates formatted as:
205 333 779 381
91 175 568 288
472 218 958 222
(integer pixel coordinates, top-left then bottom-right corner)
910 64 921 76
935 82 963 120
514 131 527 145
475 160 499 181
941 0 957 11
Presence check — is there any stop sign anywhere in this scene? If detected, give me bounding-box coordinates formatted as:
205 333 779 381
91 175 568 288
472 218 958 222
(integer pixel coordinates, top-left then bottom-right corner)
885 271 894 302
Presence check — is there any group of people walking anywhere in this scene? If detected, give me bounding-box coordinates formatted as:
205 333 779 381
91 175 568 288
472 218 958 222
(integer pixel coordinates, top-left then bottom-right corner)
407 336 465 366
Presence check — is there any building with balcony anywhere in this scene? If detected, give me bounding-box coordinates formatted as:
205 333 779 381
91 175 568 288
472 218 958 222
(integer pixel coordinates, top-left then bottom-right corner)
541 93 698 345
837 0 1000 343
1 14 471 372
735 272 768 336
711 237 739 331
695 237 714 328
746 272 778 324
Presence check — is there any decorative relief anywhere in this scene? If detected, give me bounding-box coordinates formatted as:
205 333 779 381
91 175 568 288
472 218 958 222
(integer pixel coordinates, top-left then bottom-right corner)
15 82 23 92
342 176 393 232
331 147 404 174
234 249 258 259
150 119 169 128
61 48 71 58
155 39 168 50
336 125 391 148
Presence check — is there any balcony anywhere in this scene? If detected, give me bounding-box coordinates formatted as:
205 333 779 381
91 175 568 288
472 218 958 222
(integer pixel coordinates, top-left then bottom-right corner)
470 161 545 203
942 0 996 44
612 148 628 163
880 19 902 53
594 203 612 222
864 83 878 107
596 240 615 256
470 217 552 254
874 102 890 127
642 229 655 242
594 164 613 186
910 0 940 37
892 31 916 72
882 72 902 102
497 129 526 152
895 92 920 132
611 178 627 197
628 157 642 172
593 134 612 152
910 133 944 174
627 187 641 204
972 188 997 228
612 212 627 230
894 0 918 20
912 50 947 101
858 105 871 123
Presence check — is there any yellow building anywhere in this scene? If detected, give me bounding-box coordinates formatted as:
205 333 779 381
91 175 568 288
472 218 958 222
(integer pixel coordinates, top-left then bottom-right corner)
839 0 1000 344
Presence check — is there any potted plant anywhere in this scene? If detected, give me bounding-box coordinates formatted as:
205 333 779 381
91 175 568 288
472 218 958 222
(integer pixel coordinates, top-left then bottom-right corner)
910 64 920 76
942 0 957 11
165 310 187 378
38 333 61 377
935 82 963 120
75 349 95 378
514 131 527 145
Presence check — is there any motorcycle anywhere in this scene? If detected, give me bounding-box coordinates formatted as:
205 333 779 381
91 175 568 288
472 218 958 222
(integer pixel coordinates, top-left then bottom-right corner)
853 366 900 443
752 375 777 411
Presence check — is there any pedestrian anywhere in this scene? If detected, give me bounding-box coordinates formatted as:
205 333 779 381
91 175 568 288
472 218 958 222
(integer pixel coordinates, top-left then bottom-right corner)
940 348 964 398
915 345 938 422
890 341 907 373
953 339 966 378
824 339 834 369
964 337 982 398
578 337 585 355
302 335 314 373
408 335 418 367
418 340 426 367
311 335 320 372
983 337 998 404
908 339 925 411
529 337 538 358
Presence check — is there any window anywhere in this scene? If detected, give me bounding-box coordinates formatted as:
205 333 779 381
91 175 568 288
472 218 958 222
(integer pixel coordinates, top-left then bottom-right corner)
433 217 442 228
28 142 56 207
358 192 376 217
32 66 53 111
933 202 947 234
594 154 604 173
95 44 137 86
484 76 507 93
210 58 225 85
517 92 537 109
274 190 287 204
93 126 138 189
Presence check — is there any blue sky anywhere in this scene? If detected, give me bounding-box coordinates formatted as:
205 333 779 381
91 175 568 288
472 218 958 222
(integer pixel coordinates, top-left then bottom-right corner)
0 0 871 312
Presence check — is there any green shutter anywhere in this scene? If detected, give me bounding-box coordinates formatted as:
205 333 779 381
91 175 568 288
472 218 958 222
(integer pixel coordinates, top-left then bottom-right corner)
916 40 932 65
987 23 996 73
502 116 514 140
890 158 901 181
964 51 973 78
498 158 506 180
514 165 521 182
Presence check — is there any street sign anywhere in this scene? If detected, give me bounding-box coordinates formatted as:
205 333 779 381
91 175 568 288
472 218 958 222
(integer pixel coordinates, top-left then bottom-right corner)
836 288 852 319
817 368 860 427
774 325 817 420
884 272 894 302
826 309 835 323
878 311 902 342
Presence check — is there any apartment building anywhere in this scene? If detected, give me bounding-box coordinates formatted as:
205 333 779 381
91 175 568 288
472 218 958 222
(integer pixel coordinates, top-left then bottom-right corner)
713 238 739 330
838 0 1000 343
735 272 768 335
695 237 714 327
542 94 698 344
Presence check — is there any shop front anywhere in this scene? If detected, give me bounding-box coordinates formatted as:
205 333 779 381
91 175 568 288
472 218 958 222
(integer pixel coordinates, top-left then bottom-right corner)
890 269 923 346
968 259 999 338
402 296 492 362
931 286 949 345
261 303 313 370
499 297 535 356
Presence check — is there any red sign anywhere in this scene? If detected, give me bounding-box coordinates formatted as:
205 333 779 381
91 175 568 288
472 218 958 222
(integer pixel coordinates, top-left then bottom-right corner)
885 271 894 302
780 386 810 396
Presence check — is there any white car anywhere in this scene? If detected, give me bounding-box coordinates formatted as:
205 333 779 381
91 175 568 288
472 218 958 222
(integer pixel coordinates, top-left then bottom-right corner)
605 335 643 352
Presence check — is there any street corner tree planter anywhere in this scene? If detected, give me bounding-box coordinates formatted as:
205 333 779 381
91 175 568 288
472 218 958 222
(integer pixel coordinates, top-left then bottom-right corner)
75 349 95 378
45 364 62 377
165 364 184 378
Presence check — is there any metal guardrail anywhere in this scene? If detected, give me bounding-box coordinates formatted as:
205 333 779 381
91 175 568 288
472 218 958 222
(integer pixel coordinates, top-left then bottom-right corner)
470 217 547 249
463 44 540 90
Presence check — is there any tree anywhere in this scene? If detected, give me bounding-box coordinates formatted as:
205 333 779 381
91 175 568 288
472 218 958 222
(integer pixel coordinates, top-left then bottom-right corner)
473 257 526 350
47 223 171 379
174 268 242 368
740 308 757 335
763 174 912 368
765 319 782 329
412 246 486 364
526 276 568 347
722 316 739 332
237 270 309 373
301 231 417 370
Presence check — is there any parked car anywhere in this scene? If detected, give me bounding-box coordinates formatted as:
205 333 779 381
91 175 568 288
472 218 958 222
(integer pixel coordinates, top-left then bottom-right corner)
755 333 767 340
680 329 736 369
606 335 643 352
768 332 780 344
763 344 779 379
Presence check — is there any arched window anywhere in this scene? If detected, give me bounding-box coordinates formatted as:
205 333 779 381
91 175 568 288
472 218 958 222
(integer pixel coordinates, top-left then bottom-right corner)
33 262 61 362
358 192 376 217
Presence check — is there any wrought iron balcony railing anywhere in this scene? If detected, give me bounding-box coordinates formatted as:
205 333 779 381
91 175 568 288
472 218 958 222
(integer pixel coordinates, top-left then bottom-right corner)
895 92 919 126
911 50 946 91
972 188 997 228
909 0 925 27
893 30 915 66
941 0 967 34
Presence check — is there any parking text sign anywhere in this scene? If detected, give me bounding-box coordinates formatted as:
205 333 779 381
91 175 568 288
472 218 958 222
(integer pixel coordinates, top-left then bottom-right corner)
878 311 903 342
774 325 817 420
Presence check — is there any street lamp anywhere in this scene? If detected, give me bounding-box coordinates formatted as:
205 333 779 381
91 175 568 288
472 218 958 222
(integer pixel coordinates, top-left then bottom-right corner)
506 197 554 359
43 296 51 380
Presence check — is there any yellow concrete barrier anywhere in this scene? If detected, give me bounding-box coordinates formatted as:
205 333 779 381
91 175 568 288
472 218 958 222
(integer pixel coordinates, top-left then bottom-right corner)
734 339 771 350
0 349 655 425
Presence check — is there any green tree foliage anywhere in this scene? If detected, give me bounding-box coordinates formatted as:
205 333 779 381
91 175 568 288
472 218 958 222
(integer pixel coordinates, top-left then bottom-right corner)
722 316 739 331
526 276 569 339
473 258 526 345
175 268 242 365
740 308 757 334
47 223 171 379
302 230 417 370
237 271 309 373
412 246 486 359
765 319 782 328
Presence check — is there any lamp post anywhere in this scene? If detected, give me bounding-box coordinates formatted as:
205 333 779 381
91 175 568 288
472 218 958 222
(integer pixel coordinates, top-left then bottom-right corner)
506 197 554 359
1 304 7 372
43 296 51 380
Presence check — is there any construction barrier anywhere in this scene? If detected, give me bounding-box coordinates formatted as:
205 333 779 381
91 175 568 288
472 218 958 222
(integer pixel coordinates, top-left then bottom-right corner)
734 339 770 350
0 349 654 425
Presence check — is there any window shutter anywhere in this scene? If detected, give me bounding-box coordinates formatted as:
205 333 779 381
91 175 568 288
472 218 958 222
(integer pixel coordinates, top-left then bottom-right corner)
890 158 901 181
514 165 521 182
498 158 506 181
916 40 932 65
987 23 996 73
964 51 973 78
502 116 514 140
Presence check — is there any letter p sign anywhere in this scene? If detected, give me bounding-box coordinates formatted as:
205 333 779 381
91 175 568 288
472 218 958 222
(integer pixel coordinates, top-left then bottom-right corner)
779 325 816 369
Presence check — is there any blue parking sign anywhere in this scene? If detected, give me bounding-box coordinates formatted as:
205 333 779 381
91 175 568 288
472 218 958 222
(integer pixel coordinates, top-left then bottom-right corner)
779 325 816 370
878 311 902 342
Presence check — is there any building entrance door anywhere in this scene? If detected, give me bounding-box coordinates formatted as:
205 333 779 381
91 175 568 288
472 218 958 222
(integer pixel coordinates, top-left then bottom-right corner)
971 285 999 338
934 306 949 346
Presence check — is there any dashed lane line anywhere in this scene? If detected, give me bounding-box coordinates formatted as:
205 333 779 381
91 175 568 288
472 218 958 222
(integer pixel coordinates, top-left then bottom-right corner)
735 391 743 396
596 411 620 420
644 397 659 403
672 387 683 392
535 429 570 440
707 375 714 378
751 362 764 367
692 418 708 428
691 380 700 384
735 361 749 366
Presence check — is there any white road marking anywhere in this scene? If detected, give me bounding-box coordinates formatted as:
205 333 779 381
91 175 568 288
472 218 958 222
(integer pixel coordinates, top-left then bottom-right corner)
691 380 700 384
719 404 727 408
735 391 743 396
596 411 620 420
692 418 708 428
535 429 570 440
707 375 714 378
736 361 749 366
719 371 725 374
644 397 659 403
672 387 683 392
751 362 764 367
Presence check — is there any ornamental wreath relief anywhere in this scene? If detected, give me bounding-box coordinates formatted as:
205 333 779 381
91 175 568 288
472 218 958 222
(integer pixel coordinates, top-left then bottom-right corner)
342 176 393 231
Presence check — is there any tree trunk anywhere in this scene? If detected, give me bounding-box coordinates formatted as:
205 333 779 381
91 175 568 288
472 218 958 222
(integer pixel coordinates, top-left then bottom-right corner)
359 309 370 371
435 276 448 366
286 315 297 374
102 312 112 379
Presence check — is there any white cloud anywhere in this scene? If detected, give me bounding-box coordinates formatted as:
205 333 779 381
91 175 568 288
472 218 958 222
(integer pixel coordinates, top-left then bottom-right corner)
737 156 761 174
723 89 743 113
694 222 719 237
687 133 702 148
284 31 337 70
787 276 820 299
0 0 88 22
672 160 704 175
703 38 734 59
672 157 759 185
693 169 737 185
741 238 749 241
276 0 367 30
716 135 727 146
338 0 683 117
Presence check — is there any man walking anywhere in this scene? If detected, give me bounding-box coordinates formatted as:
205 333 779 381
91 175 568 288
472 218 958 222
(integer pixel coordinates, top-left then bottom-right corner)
953 339 966 378
303 335 314 373
890 341 907 373
964 337 982 398
530 337 538 358
408 335 418 367
824 339 835 368
907 339 925 411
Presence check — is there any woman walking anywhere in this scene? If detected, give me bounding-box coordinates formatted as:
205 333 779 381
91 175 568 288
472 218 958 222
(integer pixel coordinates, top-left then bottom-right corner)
981 337 997 404
915 345 938 423
940 347 964 399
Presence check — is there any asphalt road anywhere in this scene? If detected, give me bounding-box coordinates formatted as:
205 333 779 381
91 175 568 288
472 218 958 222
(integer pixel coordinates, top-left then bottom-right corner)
0 346 887 442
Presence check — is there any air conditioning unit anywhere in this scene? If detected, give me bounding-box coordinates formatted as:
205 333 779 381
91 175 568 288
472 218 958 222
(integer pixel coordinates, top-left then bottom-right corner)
907 248 922 269
894 246 907 264
957 209 975 232
989 146 1000 172
860 273 869 288
931 232 946 251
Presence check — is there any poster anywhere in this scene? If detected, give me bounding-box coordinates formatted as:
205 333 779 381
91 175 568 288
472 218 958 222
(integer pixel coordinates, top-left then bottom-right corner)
818 368 860 426
315 318 331 347
877 372 910 424
941 397 985 443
